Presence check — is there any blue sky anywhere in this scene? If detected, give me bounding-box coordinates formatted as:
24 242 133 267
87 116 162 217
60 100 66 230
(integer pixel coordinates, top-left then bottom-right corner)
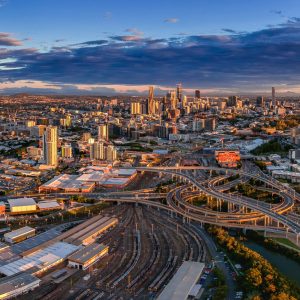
1 0 300 95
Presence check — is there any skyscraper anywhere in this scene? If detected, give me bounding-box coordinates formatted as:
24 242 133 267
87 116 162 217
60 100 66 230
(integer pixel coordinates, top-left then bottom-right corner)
195 90 201 99
170 91 177 109
176 83 182 102
98 123 109 141
256 96 265 108
131 102 141 115
61 144 72 158
148 86 154 114
90 141 105 160
43 126 58 166
272 87 276 107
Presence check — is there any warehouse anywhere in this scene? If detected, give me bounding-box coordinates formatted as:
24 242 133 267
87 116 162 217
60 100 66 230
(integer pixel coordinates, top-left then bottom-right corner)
0 273 41 300
8 197 37 214
0 242 79 276
157 261 205 300
65 217 118 246
68 243 109 270
37 200 61 211
4 226 36 244
0 202 5 214
78 218 118 246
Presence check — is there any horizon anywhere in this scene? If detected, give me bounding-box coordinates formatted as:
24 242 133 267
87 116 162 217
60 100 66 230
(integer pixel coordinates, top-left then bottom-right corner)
1 1 300 95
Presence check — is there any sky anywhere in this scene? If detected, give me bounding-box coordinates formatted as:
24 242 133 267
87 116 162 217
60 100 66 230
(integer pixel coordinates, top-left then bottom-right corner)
1 0 300 95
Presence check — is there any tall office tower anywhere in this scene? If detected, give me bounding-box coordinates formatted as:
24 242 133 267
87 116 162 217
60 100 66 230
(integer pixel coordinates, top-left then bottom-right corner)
30 125 46 138
98 123 109 141
256 96 265 108
170 91 177 109
176 83 182 102
43 126 58 166
205 118 216 131
272 87 276 107
131 102 141 115
82 132 91 142
192 118 205 131
61 144 73 158
195 90 201 99
148 86 154 114
90 141 105 160
106 145 118 162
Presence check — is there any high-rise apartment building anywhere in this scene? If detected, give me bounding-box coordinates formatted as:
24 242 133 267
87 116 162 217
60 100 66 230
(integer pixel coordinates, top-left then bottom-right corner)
90 141 105 160
176 83 182 102
148 86 154 114
98 123 109 141
106 145 118 162
272 87 276 107
43 126 58 166
61 144 72 158
131 102 141 115
256 96 265 108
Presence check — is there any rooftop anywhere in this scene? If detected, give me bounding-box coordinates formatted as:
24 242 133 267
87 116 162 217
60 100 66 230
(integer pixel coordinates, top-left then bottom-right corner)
157 261 205 300
4 226 35 240
8 197 36 207
68 243 108 264
0 242 79 276
0 273 41 296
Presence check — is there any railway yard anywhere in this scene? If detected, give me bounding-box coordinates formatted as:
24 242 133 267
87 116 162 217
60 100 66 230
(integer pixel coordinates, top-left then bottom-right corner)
14 204 207 300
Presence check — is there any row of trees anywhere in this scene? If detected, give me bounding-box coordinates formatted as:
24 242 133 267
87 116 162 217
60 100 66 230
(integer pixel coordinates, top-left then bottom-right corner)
251 139 291 155
231 183 281 204
208 226 300 300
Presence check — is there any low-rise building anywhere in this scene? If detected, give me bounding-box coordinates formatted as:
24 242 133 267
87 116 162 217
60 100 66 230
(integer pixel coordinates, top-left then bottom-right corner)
4 226 36 244
8 197 37 214
215 149 240 168
0 273 41 300
68 243 109 270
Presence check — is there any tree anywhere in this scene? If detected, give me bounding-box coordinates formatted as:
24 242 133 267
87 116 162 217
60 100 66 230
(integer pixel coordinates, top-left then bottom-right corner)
245 268 263 287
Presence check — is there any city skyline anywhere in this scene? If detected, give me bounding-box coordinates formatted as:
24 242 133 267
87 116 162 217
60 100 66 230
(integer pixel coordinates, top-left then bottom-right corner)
1 1 300 95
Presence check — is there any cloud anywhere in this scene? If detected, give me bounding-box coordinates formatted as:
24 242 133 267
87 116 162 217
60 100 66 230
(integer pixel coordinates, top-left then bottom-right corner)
110 35 142 42
271 10 283 16
125 28 143 36
2 20 300 93
0 32 23 46
104 11 112 20
0 0 8 8
164 18 179 23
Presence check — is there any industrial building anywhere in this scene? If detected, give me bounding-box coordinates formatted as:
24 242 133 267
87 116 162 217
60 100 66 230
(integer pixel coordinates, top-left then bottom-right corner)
68 243 109 270
65 216 118 246
215 149 240 168
0 242 79 276
38 174 95 193
0 273 41 300
8 197 37 214
157 261 205 300
0 202 5 214
4 226 36 244
37 200 61 211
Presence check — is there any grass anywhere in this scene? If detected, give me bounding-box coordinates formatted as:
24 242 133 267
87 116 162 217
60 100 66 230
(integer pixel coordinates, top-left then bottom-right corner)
272 238 300 251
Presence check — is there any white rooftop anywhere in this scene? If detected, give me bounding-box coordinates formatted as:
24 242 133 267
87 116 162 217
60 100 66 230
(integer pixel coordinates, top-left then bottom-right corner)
8 197 36 207
0 242 79 276
4 226 35 240
157 261 205 300
37 200 61 210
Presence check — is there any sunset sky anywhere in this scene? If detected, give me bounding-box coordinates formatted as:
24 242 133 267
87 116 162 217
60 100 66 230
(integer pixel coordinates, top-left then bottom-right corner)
1 0 300 95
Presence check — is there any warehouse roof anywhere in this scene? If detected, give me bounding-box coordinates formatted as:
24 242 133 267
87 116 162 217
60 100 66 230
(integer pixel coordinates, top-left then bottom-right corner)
0 242 79 276
8 197 36 207
68 243 108 264
4 226 35 240
37 200 61 210
157 261 205 300
0 273 40 296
